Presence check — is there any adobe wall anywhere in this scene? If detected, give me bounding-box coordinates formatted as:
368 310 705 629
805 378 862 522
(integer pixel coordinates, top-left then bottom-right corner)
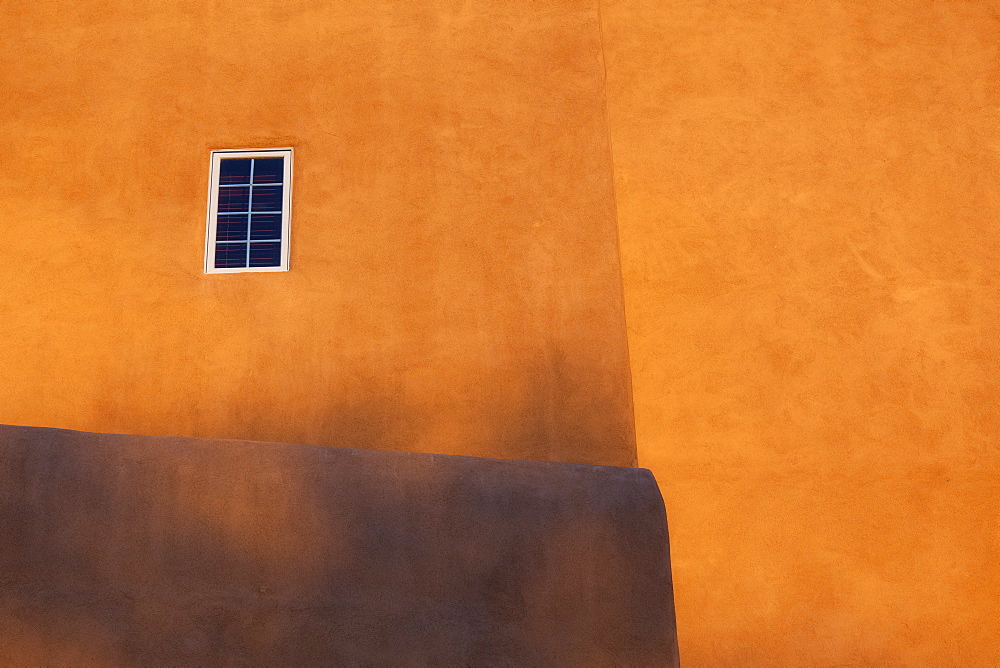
0 424 678 665
0 0 635 467
601 1 1000 664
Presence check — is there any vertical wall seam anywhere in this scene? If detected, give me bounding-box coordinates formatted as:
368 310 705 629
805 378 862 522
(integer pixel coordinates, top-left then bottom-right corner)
596 0 639 468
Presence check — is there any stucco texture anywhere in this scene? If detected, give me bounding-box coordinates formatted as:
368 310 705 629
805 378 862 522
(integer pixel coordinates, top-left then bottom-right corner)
0 424 679 665
0 0 635 467
601 0 1000 665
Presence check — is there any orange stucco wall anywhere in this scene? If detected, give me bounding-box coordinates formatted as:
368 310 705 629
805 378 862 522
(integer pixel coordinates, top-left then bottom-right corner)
5 0 999 663
602 0 1000 664
0 0 635 467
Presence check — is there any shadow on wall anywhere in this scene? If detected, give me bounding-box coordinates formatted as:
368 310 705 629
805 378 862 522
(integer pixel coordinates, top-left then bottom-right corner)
0 424 677 666
217 347 636 466
480 346 637 467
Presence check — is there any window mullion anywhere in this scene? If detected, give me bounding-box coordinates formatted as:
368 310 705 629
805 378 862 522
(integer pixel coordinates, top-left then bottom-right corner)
246 159 255 268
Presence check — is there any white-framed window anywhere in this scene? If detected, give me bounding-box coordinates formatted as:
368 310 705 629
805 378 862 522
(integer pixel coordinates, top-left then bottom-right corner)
205 148 293 273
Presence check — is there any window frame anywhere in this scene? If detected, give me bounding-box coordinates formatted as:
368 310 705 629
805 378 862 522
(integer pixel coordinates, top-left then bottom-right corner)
204 147 293 273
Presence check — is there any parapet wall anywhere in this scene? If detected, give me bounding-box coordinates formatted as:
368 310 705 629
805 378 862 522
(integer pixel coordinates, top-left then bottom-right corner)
0 424 678 665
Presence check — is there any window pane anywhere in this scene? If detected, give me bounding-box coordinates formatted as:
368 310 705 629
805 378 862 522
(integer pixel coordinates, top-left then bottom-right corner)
218 186 250 213
249 242 281 267
219 158 251 185
250 214 282 240
216 214 248 241
207 149 291 273
215 242 248 268
251 185 283 212
252 157 283 184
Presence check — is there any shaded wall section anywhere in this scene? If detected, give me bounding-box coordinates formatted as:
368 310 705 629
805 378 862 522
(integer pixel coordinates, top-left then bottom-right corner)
0 424 677 666
0 0 635 467
601 0 1000 665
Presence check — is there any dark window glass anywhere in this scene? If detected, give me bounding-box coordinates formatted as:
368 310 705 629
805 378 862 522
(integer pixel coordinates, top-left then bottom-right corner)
250 214 282 240
252 158 284 184
249 242 281 267
211 152 289 270
215 243 248 268
251 185 283 211
218 186 250 213
219 159 252 185
216 214 248 242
